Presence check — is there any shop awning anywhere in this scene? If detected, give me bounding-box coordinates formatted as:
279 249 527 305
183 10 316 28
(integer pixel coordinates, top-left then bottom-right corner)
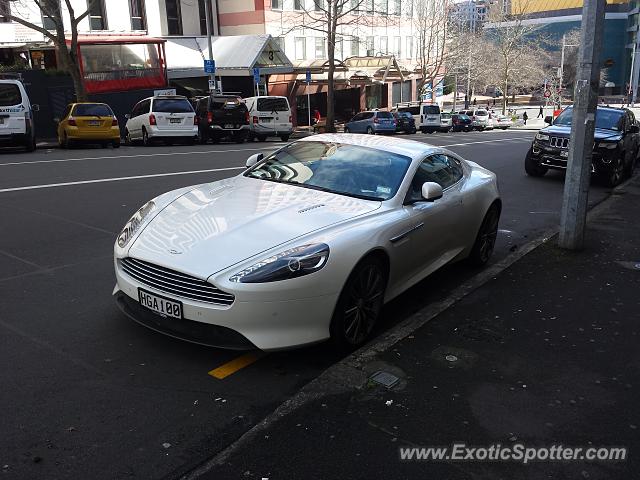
164 35 293 79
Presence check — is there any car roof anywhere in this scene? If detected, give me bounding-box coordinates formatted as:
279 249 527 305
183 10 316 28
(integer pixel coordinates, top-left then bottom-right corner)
299 133 438 160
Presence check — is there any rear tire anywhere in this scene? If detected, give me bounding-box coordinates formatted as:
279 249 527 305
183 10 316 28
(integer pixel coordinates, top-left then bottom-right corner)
112 140 121 148
257 135 267 142
344 127 350 133
366 126 374 135
234 133 247 144
142 128 151 147
125 129 133 146
524 149 548 177
468 204 501 267
280 134 290 142
330 257 387 351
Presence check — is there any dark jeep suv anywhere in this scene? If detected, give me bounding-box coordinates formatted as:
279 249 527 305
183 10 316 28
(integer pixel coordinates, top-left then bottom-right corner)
525 106 639 187
194 95 250 144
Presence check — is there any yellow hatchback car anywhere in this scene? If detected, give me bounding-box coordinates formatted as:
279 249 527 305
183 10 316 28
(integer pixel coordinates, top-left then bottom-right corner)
57 102 121 148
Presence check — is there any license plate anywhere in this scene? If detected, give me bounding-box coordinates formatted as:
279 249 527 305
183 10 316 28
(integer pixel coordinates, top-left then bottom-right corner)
560 150 569 158
138 289 182 319
224 123 234 128
88 120 101 126
170 118 182 124
261 118 272 123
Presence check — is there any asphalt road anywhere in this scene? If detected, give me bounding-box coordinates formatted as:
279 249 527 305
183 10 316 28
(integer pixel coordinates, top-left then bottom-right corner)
0 130 612 480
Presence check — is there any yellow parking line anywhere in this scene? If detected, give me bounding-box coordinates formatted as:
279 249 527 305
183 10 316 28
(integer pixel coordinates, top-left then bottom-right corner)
208 351 266 379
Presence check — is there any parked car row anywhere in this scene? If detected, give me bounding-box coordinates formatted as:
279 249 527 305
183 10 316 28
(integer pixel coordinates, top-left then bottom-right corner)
55 93 294 150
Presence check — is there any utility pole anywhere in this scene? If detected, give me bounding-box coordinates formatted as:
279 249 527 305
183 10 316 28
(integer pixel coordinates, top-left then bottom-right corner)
558 0 606 250
558 34 565 107
204 0 215 93
629 41 636 107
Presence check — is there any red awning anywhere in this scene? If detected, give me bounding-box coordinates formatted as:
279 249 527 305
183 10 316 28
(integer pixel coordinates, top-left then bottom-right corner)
66 35 166 46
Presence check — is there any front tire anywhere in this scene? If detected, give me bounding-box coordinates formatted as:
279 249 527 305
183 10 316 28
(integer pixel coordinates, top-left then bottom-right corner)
330 257 387 350
344 127 350 133
468 204 500 267
600 156 624 187
525 149 548 177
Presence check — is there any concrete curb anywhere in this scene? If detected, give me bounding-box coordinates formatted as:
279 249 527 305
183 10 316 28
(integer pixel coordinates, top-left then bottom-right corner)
183 173 638 479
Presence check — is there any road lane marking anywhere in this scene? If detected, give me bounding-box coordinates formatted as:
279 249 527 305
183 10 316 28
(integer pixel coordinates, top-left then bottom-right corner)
208 351 266 379
0 166 246 194
0 145 284 167
436 137 533 148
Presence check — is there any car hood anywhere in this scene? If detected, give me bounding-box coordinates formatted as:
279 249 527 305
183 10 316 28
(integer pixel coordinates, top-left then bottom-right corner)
128 176 381 278
541 124 623 141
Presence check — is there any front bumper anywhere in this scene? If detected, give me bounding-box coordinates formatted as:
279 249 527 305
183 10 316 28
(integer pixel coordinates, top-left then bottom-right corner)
113 263 340 351
531 142 616 174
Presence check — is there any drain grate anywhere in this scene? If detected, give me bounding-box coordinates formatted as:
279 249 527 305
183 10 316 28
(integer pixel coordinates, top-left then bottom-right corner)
370 371 400 389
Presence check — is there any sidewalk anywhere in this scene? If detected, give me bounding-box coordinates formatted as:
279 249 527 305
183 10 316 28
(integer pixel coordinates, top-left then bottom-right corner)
194 175 640 480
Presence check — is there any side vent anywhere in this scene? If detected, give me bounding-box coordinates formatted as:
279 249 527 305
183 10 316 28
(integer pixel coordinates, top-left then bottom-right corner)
298 204 326 214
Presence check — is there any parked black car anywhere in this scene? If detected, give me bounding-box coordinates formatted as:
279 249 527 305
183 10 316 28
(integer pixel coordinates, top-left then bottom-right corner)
451 113 473 132
194 95 250 144
525 106 639 187
392 111 416 134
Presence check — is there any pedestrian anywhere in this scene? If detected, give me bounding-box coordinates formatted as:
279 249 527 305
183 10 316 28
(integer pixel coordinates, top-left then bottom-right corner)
492 98 496 106
537 105 543 118
473 98 476 106
522 111 528 125
312 109 321 125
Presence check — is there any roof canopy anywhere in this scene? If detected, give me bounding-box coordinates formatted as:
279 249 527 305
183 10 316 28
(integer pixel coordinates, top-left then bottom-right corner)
164 35 293 79
66 35 166 45
290 55 413 84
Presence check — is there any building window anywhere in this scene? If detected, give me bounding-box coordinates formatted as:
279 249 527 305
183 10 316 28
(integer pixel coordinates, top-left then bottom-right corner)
365 0 373 14
315 37 326 59
0 0 10 22
295 37 306 60
393 36 401 57
407 1 413 16
294 0 303 10
198 0 208 35
379 36 388 54
272 0 282 9
406 36 413 59
391 0 400 15
379 0 388 15
366 36 374 55
41 0 61 30
314 0 324 11
335 36 343 60
351 37 359 56
350 0 359 13
88 0 107 30
165 0 183 35
274 36 285 53
129 0 146 30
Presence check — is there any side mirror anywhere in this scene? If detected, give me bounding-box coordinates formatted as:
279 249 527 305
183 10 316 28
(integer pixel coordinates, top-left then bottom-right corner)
32 104 40 112
246 153 263 168
629 124 639 134
544 115 553 124
421 182 443 202
124 113 131 119
53 117 60 123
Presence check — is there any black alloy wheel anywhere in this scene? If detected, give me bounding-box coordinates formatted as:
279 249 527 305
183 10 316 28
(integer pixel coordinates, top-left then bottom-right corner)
469 204 500 267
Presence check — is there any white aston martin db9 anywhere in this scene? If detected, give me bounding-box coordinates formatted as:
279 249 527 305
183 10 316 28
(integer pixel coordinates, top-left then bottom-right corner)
113 133 501 351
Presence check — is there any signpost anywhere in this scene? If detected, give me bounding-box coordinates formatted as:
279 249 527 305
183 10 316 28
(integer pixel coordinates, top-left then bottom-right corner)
306 69 311 132
253 67 260 96
203 0 216 93
204 59 215 74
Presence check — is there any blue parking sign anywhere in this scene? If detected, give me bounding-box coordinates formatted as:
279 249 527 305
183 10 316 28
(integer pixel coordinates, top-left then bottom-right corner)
306 69 311 84
204 59 215 74
253 67 260 83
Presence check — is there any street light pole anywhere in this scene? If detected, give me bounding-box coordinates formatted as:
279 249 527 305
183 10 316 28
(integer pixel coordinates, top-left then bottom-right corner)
558 0 606 250
204 0 215 93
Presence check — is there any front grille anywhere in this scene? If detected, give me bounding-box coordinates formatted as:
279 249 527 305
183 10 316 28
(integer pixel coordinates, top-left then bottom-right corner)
550 136 569 149
120 257 235 306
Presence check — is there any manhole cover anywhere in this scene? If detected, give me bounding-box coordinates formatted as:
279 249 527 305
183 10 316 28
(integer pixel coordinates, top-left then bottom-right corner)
370 371 400 389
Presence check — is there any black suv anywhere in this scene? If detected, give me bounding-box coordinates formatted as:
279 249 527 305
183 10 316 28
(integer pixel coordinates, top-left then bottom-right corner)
194 95 250 144
525 106 639 187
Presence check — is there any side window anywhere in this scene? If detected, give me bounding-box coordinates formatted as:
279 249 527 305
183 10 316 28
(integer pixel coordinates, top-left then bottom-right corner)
407 154 463 201
363 112 374 120
351 113 361 122
143 99 151 113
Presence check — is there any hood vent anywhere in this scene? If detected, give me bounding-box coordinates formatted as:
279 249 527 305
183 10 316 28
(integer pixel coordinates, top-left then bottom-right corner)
298 204 326 214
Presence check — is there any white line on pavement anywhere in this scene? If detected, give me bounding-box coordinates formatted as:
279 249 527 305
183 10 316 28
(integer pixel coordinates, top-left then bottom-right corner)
0 166 245 194
437 137 532 148
0 145 284 167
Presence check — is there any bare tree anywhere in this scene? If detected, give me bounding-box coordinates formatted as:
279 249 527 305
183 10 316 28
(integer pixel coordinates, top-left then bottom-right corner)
1 0 96 101
279 0 395 132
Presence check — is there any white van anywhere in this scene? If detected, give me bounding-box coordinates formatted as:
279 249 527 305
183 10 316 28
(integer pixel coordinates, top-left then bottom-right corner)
419 104 441 134
0 78 38 152
243 96 292 142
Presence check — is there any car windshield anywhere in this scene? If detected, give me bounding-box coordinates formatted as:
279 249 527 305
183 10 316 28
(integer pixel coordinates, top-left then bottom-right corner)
397 112 412 119
210 97 242 109
257 97 289 112
398 106 420 115
73 104 112 116
244 141 412 201
475 110 488 116
554 108 624 131
152 98 193 113
0 84 22 106
376 111 393 119
459 114 470 120
423 105 440 114
441 113 451 118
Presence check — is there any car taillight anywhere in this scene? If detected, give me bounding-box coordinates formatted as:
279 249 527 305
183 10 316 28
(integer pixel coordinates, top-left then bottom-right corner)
253 116 259 124
245 110 250 123
194 115 199 125
68 117 76 126
149 114 156 126
207 111 213 123
112 116 118 127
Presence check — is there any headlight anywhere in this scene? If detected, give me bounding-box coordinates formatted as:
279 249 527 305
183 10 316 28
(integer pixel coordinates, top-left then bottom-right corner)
117 201 156 248
229 243 330 283
535 133 549 141
597 142 617 149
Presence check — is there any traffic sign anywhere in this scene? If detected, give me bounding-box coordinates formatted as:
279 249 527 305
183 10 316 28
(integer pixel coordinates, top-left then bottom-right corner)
544 89 551 98
204 59 215 74
208 79 216 92
253 67 260 84
305 69 311 84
